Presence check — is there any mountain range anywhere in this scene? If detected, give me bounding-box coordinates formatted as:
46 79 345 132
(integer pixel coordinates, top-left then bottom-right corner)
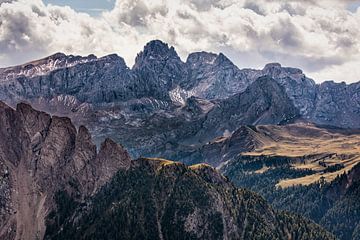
1 40 360 239
1 40 360 159
2 40 360 128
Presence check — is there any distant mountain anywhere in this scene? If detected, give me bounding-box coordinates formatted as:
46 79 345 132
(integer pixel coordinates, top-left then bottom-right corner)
1 39 359 130
0 102 334 240
192 76 299 142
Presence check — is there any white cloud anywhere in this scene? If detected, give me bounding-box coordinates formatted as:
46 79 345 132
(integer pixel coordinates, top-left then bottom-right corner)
0 0 360 83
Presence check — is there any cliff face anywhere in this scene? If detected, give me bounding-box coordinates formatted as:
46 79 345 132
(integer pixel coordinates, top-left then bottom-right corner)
0 102 131 240
193 76 299 142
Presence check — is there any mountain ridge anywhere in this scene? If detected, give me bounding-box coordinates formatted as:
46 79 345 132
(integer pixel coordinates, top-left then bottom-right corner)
1 39 358 129
0 101 335 240
0 101 131 240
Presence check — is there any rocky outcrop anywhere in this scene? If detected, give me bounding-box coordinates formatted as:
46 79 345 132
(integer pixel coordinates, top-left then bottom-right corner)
133 40 187 92
0 102 131 240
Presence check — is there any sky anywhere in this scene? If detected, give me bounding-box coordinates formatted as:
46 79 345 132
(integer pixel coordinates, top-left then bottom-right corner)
1 0 360 83
42 0 115 16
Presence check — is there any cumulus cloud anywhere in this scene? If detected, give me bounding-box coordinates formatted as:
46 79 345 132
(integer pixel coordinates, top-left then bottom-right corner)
0 0 360 83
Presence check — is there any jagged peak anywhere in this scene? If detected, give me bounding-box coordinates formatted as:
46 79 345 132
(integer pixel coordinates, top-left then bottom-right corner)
263 62 305 76
98 53 128 69
144 39 173 53
186 51 218 66
98 138 131 162
77 125 92 141
320 80 347 87
99 53 122 62
186 51 236 69
133 39 181 69
15 102 51 127
263 62 282 70
100 138 120 151
16 102 34 112
0 52 99 79
214 52 236 67
46 52 67 60
27 52 97 66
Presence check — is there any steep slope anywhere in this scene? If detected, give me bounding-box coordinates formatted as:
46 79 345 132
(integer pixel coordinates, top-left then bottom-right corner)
49 158 334 240
194 125 272 166
308 81 360 128
0 52 97 80
181 52 258 100
0 102 131 240
262 63 316 115
320 163 360 240
193 76 299 142
133 40 187 101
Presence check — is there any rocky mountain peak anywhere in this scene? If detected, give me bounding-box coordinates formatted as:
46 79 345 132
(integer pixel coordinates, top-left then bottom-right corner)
319 80 347 88
133 40 181 70
263 62 305 77
46 52 68 61
99 53 126 64
186 51 218 68
214 52 236 67
262 62 308 81
77 125 92 141
16 102 51 138
97 138 131 170
0 52 98 80
97 53 128 71
192 76 299 145
263 62 282 70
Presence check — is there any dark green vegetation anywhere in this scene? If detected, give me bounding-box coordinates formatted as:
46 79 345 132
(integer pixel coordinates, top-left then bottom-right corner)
47 158 334 240
222 156 360 240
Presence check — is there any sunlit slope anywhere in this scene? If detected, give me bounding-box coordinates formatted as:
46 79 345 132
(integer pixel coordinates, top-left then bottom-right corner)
225 122 360 187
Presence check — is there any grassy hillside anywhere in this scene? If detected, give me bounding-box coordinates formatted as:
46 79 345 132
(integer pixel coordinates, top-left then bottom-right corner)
220 123 360 240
